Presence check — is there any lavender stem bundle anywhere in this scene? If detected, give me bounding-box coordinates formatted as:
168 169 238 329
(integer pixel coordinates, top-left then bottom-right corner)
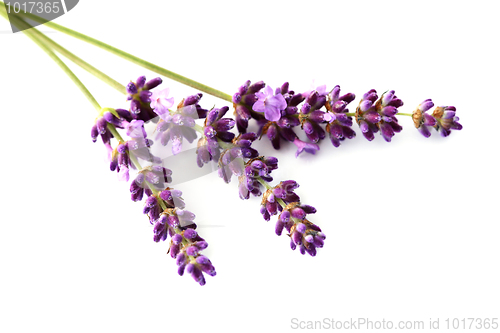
1 3 462 286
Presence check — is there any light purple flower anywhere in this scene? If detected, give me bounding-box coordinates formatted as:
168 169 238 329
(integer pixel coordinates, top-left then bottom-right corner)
150 88 175 119
292 138 320 157
126 120 147 138
253 85 287 121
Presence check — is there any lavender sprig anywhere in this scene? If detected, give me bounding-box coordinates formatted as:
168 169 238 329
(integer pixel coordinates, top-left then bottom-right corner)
232 81 462 156
90 78 216 285
194 105 326 256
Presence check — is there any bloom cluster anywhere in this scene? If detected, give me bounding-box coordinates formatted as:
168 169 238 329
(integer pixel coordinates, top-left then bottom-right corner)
194 98 326 256
260 181 325 256
232 80 462 156
412 100 462 137
89 74 463 284
355 89 403 142
90 76 216 285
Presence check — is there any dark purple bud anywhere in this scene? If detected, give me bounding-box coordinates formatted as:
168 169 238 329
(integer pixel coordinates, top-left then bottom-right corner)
340 92 356 104
267 124 278 141
96 117 108 135
388 98 403 108
144 77 162 90
331 100 347 113
196 256 210 265
301 103 311 114
275 219 285 236
218 106 230 118
364 90 378 102
359 120 370 133
420 99 434 112
176 252 186 266
305 91 318 106
177 264 186 276
313 236 324 248
191 266 206 286
301 205 316 214
290 207 306 220
172 234 183 244
309 110 325 123
380 122 395 142
381 90 395 105
183 228 197 239
214 118 235 132
184 93 202 106
263 156 278 169
248 81 265 94
305 245 317 257
130 99 141 114
296 223 307 234
280 211 291 223
329 123 343 139
169 243 180 258
381 106 398 117
126 82 138 95
423 113 437 126
194 241 208 250
233 93 242 104
360 100 373 112
280 82 289 94
292 231 302 245
145 195 157 208
91 125 98 142
186 246 198 256
139 90 152 103
136 76 146 88
418 125 432 138
168 215 179 227
238 80 250 95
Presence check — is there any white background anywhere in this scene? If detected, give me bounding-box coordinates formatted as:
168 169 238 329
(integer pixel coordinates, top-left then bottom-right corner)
1 0 499 332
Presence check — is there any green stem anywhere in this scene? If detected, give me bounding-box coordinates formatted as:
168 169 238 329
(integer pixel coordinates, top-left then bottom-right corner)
0 8 102 113
2 10 125 93
10 6 233 103
0 6 150 174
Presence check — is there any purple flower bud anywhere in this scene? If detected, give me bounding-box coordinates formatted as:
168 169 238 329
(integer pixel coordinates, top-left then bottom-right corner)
183 228 197 239
176 252 186 266
139 90 152 103
126 82 138 95
292 231 302 245
136 76 146 88
144 77 162 90
90 124 99 142
381 90 395 105
172 234 183 244
186 246 198 256
296 223 307 234
275 219 285 236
